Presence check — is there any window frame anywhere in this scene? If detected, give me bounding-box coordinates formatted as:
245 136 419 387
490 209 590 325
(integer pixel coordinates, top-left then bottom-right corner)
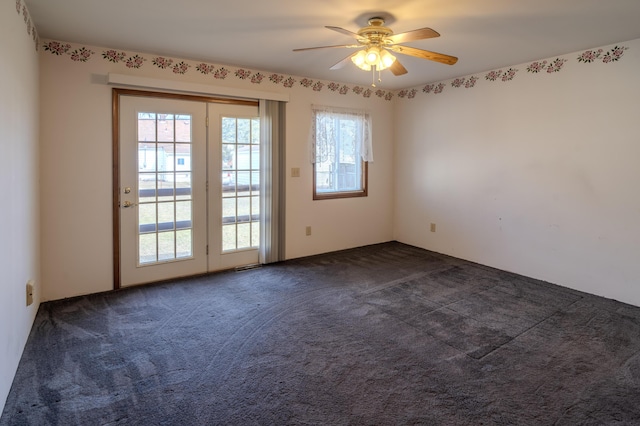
313 161 368 200
311 107 371 200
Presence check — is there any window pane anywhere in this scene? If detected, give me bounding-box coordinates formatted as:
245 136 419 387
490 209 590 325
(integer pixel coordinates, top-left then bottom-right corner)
158 232 175 261
222 224 236 251
157 143 174 171
176 229 192 258
251 222 260 247
237 197 250 222
237 171 250 191
157 173 175 202
222 118 236 143
316 169 331 192
138 144 156 172
223 198 236 224
251 171 260 192
157 114 174 142
237 145 250 169
175 144 191 170
222 144 234 169
175 201 191 224
138 173 156 203
338 162 360 191
237 223 251 249
176 115 191 142
176 173 191 201
158 202 175 230
251 195 259 218
139 233 157 264
251 146 260 169
138 113 156 142
251 118 260 144
139 204 156 233
237 119 251 144
222 171 236 197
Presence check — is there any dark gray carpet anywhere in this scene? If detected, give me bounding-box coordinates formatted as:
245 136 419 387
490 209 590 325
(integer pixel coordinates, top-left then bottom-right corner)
2 242 640 425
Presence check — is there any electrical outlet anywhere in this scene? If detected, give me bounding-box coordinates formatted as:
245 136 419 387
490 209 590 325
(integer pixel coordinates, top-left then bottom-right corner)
430 223 436 233
305 226 312 236
26 280 34 306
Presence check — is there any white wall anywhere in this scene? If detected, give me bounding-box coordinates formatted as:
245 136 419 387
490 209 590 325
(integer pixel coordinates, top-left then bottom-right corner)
0 0 40 413
285 89 395 258
394 39 640 306
39 42 395 301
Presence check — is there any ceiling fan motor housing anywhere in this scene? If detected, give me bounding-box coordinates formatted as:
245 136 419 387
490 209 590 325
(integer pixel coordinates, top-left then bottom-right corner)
357 18 394 46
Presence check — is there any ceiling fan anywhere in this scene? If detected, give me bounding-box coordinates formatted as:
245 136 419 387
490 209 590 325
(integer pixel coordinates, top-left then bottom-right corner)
293 17 458 86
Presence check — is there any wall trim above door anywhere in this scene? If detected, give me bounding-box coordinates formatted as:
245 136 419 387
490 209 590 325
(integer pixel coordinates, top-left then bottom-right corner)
107 73 290 103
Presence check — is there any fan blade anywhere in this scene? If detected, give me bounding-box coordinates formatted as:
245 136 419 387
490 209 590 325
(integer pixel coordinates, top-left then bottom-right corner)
293 44 359 52
386 28 440 44
389 45 458 65
389 59 408 76
325 26 361 39
330 53 358 70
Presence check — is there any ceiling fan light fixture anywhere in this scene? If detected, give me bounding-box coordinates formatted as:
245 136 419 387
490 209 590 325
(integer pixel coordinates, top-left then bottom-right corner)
351 47 396 72
351 50 371 70
379 49 396 70
364 47 381 66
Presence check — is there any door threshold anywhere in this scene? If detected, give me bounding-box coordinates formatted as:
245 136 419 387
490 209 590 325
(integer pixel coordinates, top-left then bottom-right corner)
235 263 262 272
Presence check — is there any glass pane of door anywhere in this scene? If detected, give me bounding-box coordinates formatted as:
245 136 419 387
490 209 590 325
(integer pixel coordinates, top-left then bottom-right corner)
137 113 194 264
221 116 260 252
208 103 260 271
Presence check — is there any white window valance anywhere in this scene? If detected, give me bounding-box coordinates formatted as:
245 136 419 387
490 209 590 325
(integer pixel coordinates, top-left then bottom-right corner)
309 105 373 163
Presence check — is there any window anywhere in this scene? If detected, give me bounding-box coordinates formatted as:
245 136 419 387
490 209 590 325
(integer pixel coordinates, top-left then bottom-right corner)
310 106 373 200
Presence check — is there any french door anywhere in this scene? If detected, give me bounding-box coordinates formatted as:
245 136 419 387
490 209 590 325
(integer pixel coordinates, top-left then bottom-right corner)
117 93 259 287
208 104 261 271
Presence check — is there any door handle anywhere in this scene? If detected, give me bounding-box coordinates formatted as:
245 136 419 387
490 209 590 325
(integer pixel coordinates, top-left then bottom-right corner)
122 201 136 208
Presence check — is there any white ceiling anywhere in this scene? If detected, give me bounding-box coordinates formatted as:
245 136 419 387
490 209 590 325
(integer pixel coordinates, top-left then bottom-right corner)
25 0 640 90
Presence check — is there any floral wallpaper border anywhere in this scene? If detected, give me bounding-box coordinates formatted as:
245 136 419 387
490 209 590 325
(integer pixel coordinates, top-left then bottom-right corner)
397 45 629 99
42 40 396 101
15 0 39 51
40 37 630 102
